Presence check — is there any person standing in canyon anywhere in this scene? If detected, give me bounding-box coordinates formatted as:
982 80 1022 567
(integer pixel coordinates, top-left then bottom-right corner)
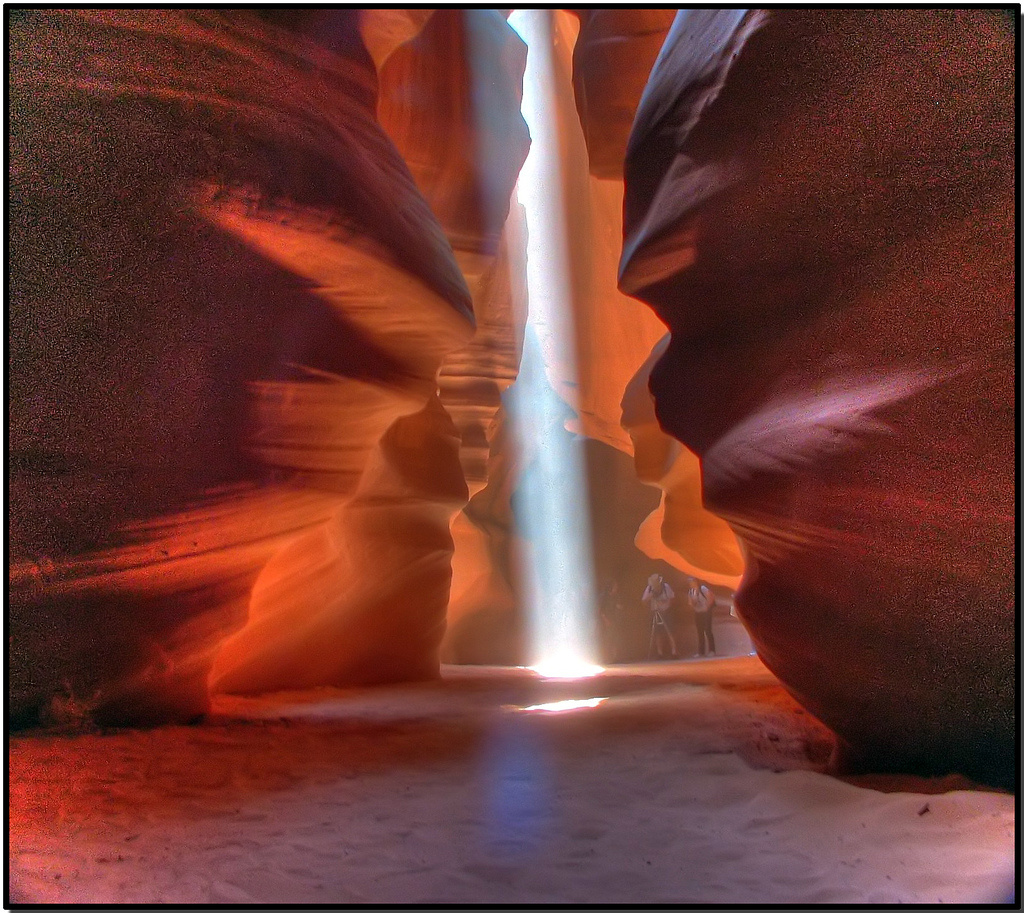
643 573 678 659
688 577 717 657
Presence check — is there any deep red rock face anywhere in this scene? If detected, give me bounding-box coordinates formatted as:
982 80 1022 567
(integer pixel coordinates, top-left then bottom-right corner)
377 8 531 256
8 9 474 721
620 9 1015 786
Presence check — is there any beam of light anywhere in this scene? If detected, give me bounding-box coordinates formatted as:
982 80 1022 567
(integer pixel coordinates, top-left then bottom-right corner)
507 9 602 681
520 697 608 713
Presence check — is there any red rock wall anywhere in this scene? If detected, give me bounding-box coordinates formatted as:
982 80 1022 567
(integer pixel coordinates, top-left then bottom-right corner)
570 9 677 180
554 9 744 610
8 9 475 721
620 9 1015 785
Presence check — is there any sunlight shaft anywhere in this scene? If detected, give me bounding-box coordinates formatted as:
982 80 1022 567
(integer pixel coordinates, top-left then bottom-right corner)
507 9 601 679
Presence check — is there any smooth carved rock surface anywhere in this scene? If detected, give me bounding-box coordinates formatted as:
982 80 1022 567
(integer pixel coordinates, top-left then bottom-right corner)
377 8 531 256
622 337 745 589
537 12 670 456
553 10 738 599
8 9 474 721
358 8 435 72
372 10 533 659
211 394 467 693
620 9 1015 785
376 8 531 494
570 9 677 179
221 9 537 692
442 402 531 666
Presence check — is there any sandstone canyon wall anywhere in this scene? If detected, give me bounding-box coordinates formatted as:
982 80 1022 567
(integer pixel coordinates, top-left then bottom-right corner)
8 9 478 721
372 10 534 665
213 8 536 692
569 10 746 600
8 7 742 707
620 8 1016 786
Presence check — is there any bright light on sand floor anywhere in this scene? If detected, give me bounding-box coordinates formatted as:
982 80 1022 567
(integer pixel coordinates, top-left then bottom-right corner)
527 659 605 680
8 656 1015 905
520 697 608 713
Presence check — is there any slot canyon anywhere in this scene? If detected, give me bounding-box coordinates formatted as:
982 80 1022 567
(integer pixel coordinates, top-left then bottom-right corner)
7 7 1016 905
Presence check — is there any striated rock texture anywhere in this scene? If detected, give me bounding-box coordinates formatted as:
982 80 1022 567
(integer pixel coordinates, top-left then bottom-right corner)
537 11 670 456
376 7 530 500
216 9 536 693
620 9 1015 785
570 9 676 180
8 9 474 721
377 8 530 258
211 394 467 693
372 9 534 661
556 10 740 605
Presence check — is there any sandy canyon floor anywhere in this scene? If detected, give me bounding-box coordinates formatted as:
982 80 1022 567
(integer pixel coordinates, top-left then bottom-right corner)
7 656 1015 905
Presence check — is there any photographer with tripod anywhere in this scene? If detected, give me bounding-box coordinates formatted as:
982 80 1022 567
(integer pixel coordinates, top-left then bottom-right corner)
642 573 678 659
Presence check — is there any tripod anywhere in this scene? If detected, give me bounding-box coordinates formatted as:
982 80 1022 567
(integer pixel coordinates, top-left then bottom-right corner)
647 610 677 659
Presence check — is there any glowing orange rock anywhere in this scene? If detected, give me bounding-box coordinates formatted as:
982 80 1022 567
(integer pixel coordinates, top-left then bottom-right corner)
211 394 467 692
371 9 535 663
376 8 531 493
621 9 1015 785
215 9 535 691
377 8 531 258
622 338 745 589
8 9 473 721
